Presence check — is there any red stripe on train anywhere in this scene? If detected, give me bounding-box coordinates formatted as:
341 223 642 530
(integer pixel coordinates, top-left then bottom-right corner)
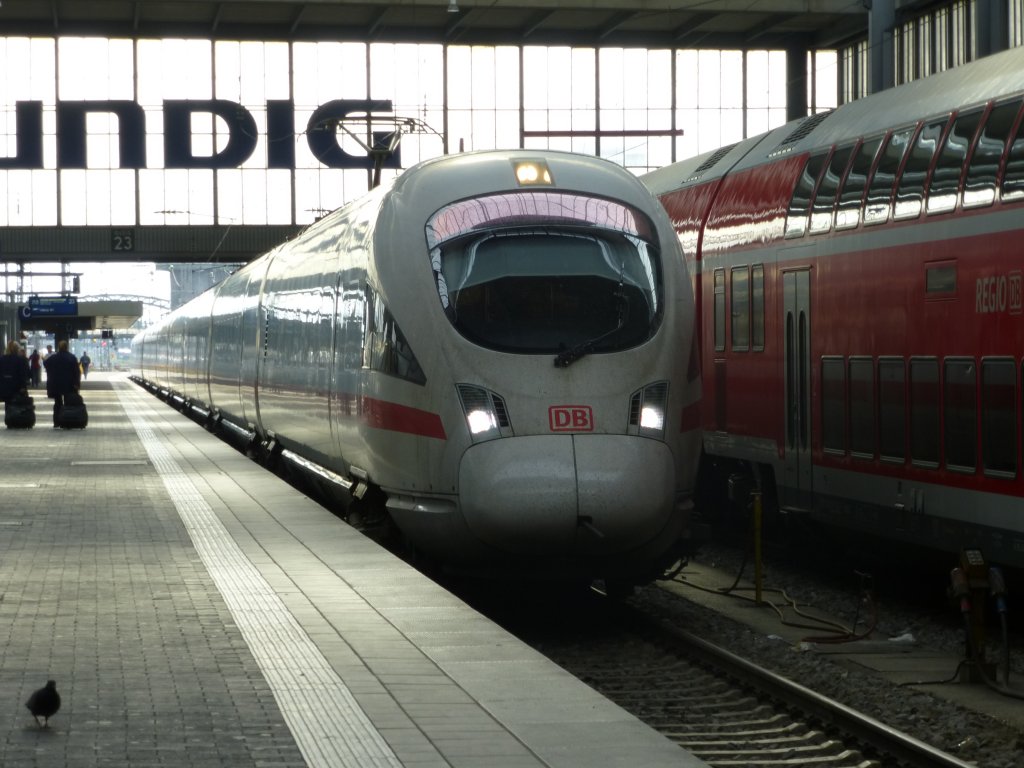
360 396 447 440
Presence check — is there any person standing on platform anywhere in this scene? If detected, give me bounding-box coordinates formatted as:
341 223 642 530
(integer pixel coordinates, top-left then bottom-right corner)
43 340 80 426
29 348 41 388
80 352 91 379
41 344 53 386
0 340 31 403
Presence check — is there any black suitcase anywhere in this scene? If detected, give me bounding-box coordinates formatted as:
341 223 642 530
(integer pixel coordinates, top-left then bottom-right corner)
57 392 88 429
4 393 36 429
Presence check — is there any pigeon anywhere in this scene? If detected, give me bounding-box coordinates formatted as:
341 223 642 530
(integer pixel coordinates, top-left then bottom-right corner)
26 680 61 727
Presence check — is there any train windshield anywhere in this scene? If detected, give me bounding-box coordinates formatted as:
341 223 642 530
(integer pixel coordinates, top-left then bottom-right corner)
426 192 662 356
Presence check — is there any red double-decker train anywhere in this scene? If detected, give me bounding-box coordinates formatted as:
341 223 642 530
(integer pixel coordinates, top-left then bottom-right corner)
644 46 1024 567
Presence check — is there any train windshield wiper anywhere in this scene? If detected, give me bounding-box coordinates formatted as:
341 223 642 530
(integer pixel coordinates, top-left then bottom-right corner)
553 289 630 368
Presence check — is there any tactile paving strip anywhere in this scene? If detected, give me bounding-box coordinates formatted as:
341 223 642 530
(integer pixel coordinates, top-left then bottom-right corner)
116 384 401 768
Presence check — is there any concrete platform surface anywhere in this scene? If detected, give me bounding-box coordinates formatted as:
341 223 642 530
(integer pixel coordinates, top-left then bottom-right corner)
0 372 705 767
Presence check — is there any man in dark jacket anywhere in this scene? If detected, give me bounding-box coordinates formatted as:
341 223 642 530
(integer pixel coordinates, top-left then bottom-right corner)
43 340 81 426
0 340 31 402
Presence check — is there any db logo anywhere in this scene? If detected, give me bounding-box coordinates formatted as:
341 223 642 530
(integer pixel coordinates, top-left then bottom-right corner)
549 405 594 432
1011 271 1023 315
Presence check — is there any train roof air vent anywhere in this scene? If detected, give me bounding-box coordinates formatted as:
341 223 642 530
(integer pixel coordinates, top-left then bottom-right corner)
769 110 834 157
491 395 510 428
685 143 737 183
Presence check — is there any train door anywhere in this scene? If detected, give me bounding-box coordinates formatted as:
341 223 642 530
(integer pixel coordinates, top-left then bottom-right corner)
240 259 272 431
781 268 812 509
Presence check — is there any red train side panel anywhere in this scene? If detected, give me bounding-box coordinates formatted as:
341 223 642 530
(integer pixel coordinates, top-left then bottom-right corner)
645 46 1024 566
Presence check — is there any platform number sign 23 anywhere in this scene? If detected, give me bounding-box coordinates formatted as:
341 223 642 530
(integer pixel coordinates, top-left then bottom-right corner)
111 229 135 252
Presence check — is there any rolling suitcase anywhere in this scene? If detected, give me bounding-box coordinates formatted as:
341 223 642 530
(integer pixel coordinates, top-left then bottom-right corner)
4 392 36 429
57 392 88 429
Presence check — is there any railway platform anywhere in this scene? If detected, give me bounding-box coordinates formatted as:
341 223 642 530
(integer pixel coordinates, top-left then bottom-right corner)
0 372 705 768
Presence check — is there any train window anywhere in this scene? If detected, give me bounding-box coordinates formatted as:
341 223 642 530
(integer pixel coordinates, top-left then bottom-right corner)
821 356 846 454
785 151 830 238
364 286 426 385
439 232 659 355
981 358 1016 477
751 265 765 352
1002 105 1024 202
965 100 1021 208
909 357 939 467
427 191 657 245
427 193 663 357
878 357 906 463
925 262 957 295
836 136 883 230
927 109 985 214
714 269 726 352
944 358 977 473
894 117 949 220
848 357 875 458
809 144 855 234
864 127 915 225
731 266 749 351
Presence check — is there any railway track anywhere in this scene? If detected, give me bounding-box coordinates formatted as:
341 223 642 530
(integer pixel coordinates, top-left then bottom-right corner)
527 596 978 768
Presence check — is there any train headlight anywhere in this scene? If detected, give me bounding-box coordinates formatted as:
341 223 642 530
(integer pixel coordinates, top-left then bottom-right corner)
629 382 668 439
467 409 497 434
640 405 665 432
512 159 554 186
457 384 512 442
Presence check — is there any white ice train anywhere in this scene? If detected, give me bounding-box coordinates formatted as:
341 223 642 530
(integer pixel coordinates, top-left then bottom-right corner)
132 149 702 584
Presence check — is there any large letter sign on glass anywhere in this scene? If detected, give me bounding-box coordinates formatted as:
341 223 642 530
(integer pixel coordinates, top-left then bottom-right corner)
163 99 260 169
306 99 402 170
57 101 147 168
0 98 397 171
0 102 44 169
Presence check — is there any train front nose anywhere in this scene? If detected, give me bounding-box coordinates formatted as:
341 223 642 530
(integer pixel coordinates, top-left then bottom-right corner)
458 435 676 555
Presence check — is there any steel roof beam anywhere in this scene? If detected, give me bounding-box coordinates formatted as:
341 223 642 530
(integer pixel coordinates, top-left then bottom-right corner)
365 6 390 39
520 10 557 40
211 3 225 33
671 13 718 46
597 11 636 41
744 13 798 44
290 3 309 35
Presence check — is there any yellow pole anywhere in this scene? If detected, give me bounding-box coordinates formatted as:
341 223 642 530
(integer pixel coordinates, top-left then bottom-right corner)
753 491 763 605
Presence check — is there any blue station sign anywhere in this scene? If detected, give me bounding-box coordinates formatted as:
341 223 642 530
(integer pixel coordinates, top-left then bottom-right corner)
22 296 79 318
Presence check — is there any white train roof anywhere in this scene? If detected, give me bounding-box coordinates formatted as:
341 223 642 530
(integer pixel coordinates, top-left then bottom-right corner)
391 148 654 208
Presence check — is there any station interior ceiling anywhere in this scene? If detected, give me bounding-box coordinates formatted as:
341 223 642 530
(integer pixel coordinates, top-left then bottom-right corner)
0 0 871 50
0 0 883 271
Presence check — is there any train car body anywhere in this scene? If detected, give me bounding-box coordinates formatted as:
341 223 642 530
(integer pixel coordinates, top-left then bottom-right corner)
644 46 1024 566
133 149 702 583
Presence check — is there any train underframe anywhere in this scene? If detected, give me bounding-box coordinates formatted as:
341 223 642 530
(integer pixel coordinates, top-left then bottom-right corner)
699 451 1024 572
